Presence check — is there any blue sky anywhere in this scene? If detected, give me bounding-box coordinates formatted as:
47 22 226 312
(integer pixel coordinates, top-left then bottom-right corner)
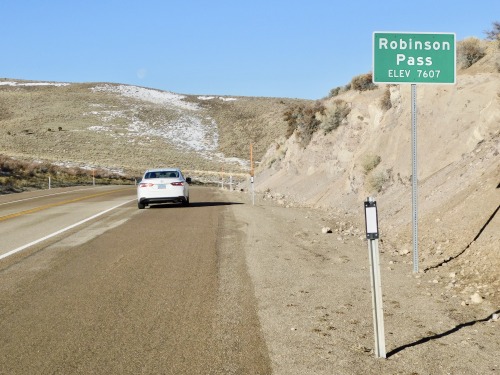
1 0 498 99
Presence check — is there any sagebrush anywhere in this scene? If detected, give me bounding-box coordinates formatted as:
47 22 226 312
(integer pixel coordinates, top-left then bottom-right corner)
320 99 351 134
351 73 376 92
0 154 132 194
379 87 392 111
283 101 326 148
367 170 388 192
361 154 381 174
457 37 486 68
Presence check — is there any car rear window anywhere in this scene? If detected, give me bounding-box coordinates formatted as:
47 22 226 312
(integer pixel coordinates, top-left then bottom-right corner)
145 171 179 179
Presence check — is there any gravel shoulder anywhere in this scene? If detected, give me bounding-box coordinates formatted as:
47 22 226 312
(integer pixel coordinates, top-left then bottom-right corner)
222 189 499 375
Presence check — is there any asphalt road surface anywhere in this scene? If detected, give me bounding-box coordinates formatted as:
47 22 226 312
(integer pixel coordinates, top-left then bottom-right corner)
0 186 271 374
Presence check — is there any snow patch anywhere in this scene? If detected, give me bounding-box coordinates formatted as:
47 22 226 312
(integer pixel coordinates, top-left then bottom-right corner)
198 95 238 102
0 81 70 87
85 110 126 122
92 84 199 111
87 125 112 132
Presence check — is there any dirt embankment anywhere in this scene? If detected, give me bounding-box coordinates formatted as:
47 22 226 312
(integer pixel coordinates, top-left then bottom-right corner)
253 68 500 309
225 188 499 374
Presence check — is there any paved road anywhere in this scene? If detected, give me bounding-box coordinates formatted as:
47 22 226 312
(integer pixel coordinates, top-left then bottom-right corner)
0 186 271 374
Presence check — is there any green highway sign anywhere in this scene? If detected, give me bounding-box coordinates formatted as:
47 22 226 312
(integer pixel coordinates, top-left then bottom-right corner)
373 32 456 84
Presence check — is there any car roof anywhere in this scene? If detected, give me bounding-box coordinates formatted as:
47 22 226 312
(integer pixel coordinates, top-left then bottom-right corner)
145 168 181 173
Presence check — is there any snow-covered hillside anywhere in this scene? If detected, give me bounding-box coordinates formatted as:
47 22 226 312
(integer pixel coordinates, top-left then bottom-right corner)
89 84 247 167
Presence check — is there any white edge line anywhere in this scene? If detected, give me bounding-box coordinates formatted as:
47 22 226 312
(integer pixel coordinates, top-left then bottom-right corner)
0 199 136 261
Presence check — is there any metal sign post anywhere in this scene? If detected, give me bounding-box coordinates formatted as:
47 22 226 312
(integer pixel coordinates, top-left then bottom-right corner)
364 197 386 358
411 84 419 273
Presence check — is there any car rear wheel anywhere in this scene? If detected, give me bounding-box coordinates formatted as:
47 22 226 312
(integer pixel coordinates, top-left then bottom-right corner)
138 201 146 209
182 197 190 206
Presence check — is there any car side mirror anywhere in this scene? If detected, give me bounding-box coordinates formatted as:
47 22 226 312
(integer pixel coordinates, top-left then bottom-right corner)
186 177 192 184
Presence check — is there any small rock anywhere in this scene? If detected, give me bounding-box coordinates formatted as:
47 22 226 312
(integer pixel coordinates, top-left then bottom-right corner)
449 272 456 278
399 249 410 256
321 227 332 234
490 313 499 322
355 344 372 353
470 293 483 304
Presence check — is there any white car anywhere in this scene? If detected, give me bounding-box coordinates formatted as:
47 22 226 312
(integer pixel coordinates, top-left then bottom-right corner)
137 168 191 209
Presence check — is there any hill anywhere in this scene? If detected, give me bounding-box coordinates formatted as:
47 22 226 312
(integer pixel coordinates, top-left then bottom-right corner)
0 80 308 177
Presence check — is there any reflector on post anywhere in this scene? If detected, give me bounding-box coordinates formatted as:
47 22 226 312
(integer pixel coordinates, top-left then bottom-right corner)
364 198 379 240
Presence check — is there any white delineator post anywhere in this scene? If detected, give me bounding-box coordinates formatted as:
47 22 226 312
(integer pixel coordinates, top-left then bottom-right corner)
250 143 255 206
364 197 386 358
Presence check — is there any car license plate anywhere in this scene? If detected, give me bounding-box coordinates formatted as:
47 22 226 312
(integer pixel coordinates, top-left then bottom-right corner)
157 184 166 189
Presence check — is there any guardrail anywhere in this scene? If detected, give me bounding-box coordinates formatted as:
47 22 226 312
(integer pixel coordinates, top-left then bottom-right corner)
184 169 248 178
183 169 250 191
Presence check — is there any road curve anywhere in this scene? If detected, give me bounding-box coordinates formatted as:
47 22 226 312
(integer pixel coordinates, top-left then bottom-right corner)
0 186 271 374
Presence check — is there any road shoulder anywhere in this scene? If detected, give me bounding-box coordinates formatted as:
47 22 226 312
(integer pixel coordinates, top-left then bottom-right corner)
223 189 499 375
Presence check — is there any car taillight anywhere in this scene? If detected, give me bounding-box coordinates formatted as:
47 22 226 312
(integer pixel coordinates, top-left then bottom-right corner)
139 183 154 188
171 182 184 186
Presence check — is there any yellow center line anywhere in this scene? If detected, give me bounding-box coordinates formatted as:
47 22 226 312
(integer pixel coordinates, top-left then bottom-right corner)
0 189 129 222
